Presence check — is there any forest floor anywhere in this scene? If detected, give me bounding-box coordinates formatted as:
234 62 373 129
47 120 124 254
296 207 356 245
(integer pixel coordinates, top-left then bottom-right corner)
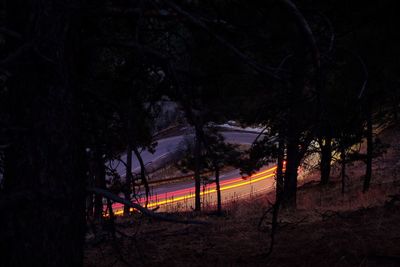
85 125 400 267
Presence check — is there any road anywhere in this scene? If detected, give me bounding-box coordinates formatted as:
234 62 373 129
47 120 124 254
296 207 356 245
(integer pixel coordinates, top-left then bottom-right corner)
112 131 262 176
109 130 277 214
111 165 276 214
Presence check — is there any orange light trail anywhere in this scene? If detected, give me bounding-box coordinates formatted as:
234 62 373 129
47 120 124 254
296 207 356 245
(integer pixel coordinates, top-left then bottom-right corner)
110 165 278 216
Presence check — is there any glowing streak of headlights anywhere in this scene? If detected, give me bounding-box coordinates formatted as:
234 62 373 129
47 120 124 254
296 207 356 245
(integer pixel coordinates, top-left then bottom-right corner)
142 167 276 208
110 165 278 215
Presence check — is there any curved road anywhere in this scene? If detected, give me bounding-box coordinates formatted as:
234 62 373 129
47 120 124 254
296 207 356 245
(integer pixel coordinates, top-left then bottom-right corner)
110 131 277 214
112 131 263 175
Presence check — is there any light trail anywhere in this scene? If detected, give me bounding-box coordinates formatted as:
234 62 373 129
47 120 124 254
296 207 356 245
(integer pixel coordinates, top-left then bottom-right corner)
109 165 278 215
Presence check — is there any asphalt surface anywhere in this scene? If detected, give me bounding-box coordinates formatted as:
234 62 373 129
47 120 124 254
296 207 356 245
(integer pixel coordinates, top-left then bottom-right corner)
112 131 261 176
112 164 277 214
110 131 277 214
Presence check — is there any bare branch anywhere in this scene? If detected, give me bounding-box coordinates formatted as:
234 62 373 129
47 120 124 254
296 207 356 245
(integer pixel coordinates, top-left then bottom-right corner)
279 0 320 69
132 146 151 206
87 187 209 225
356 55 369 99
0 27 23 40
315 11 335 53
0 42 33 69
336 47 368 99
163 0 284 82
276 54 293 73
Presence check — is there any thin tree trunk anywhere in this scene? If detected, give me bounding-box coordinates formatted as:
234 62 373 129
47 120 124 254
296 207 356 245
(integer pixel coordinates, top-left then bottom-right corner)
341 145 346 194
363 100 373 192
87 159 96 218
87 194 94 218
194 129 202 211
320 136 332 185
94 151 106 220
267 134 285 255
133 146 150 206
215 164 222 215
276 137 285 203
106 199 116 239
282 139 299 208
124 145 133 215
179 104 203 212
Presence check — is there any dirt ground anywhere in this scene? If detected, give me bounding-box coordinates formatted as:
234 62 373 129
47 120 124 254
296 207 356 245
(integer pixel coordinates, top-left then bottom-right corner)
85 125 400 267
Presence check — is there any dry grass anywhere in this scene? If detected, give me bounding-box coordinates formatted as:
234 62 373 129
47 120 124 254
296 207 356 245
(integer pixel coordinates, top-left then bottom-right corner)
85 196 400 266
85 125 400 267
297 125 400 214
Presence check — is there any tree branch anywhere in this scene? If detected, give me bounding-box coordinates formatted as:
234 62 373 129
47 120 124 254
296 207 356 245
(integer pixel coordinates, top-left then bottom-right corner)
0 27 23 40
0 42 33 69
163 0 284 82
279 0 320 69
132 146 151 206
87 187 209 225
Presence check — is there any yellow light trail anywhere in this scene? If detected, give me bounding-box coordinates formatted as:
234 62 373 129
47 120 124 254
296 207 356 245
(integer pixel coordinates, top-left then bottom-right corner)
143 167 275 208
111 166 278 216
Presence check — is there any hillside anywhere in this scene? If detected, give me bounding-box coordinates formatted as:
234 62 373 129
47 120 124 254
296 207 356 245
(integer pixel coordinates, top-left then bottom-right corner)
84 125 400 267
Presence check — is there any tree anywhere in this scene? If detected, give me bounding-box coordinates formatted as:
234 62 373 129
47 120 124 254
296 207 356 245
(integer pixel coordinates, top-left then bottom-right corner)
0 0 86 265
199 126 240 214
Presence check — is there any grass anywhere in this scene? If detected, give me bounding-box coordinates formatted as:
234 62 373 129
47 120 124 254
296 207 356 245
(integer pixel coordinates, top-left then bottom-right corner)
85 126 400 267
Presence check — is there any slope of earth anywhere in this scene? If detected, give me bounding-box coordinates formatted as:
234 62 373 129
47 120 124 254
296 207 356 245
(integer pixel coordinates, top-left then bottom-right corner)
84 125 400 267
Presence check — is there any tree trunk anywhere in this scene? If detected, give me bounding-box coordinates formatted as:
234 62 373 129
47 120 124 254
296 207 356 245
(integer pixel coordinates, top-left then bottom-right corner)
280 4 307 208
86 193 94 218
363 100 373 192
93 151 106 220
0 0 86 266
87 159 96 218
267 133 285 254
215 164 222 215
124 145 133 215
282 139 299 208
276 137 285 203
194 129 202 211
320 136 332 185
106 199 116 239
341 145 346 194
133 146 150 206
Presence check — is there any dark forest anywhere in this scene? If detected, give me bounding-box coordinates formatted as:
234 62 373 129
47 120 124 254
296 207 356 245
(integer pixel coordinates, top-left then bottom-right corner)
0 1 399 266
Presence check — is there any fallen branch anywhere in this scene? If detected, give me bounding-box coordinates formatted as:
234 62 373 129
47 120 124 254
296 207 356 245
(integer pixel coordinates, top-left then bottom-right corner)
87 187 209 225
